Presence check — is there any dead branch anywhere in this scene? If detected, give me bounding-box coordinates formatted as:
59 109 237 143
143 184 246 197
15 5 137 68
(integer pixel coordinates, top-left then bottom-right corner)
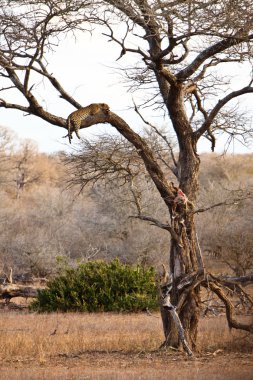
209 274 253 309
218 273 253 286
165 306 194 357
194 194 253 214
195 85 253 140
130 214 181 243
177 33 253 80
204 280 253 332
161 285 194 357
177 271 206 313
0 284 40 301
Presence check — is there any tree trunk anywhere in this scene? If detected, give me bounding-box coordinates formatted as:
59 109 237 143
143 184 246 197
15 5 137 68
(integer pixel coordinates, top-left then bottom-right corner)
161 221 202 350
155 81 203 350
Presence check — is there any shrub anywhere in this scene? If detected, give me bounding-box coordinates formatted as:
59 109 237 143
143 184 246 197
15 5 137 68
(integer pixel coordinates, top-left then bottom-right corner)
31 259 158 312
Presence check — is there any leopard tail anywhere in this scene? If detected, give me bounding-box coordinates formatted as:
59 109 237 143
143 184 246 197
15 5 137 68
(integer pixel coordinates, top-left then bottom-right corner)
67 116 72 144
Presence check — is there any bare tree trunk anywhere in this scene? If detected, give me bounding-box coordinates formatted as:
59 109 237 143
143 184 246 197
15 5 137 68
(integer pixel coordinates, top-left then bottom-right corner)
161 226 203 350
157 81 203 349
156 102 203 349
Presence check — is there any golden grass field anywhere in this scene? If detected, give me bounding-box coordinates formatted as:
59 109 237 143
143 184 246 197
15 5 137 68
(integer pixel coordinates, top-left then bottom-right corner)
0 310 252 380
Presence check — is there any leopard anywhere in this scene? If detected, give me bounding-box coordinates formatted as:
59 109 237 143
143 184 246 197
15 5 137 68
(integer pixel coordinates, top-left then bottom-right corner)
67 103 110 143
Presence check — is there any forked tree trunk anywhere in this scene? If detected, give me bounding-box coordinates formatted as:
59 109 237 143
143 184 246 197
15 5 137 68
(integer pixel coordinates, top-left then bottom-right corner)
158 105 203 349
160 213 203 350
157 83 204 350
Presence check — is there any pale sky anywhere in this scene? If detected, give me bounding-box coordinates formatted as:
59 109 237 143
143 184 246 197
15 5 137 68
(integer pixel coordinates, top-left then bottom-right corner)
0 29 252 155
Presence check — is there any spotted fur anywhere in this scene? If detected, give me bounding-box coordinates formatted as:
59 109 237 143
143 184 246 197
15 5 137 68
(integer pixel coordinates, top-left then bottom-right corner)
67 103 110 143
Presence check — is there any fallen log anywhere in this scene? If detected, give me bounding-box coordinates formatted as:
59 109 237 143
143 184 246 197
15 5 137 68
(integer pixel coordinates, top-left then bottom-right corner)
219 273 253 286
0 284 40 301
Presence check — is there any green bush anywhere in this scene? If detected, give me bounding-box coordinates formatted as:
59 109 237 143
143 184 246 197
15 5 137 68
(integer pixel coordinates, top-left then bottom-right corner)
31 259 158 312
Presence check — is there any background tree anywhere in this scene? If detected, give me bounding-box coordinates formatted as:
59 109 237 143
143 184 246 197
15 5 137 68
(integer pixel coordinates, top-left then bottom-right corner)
64 133 171 264
14 142 42 198
0 0 253 351
0 126 15 186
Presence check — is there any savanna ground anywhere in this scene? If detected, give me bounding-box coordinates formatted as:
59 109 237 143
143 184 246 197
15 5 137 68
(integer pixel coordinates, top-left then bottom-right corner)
0 306 252 380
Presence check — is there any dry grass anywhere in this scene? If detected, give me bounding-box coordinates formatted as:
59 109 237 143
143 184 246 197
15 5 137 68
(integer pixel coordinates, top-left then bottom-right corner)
0 312 163 360
0 311 252 379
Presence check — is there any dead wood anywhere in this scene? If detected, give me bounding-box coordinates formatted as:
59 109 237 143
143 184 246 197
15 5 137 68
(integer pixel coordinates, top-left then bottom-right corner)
162 292 194 357
0 284 40 301
204 280 253 332
218 273 253 286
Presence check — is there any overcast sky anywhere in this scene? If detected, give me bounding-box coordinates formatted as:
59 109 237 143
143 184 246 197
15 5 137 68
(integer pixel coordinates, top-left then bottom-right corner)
0 29 252 155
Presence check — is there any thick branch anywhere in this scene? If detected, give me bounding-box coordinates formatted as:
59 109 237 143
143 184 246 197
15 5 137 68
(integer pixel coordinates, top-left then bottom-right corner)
158 67 177 85
206 281 253 332
163 297 194 357
177 33 253 80
218 273 253 286
108 112 175 205
194 85 253 139
0 99 31 113
66 109 175 207
0 98 66 127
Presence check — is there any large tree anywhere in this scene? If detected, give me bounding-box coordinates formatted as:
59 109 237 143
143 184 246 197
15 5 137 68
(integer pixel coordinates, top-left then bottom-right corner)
0 0 253 352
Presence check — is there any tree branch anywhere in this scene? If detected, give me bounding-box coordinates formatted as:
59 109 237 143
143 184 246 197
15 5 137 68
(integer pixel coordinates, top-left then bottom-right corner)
65 109 176 207
107 112 176 206
194 86 253 140
102 20 149 61
0 284 39 300
133 100 178 175
192 89 216 151
177 33 253 80
206 281 253 332
37 60 82 109
218 273 253 286
0 99 31 113
0 97 66 128
130 214 181 242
